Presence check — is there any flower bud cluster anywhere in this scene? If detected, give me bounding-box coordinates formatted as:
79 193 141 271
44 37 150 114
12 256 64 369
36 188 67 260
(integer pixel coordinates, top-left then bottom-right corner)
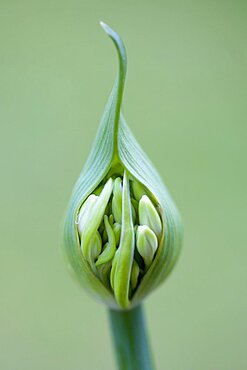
63 22 182 311
76 171 163 305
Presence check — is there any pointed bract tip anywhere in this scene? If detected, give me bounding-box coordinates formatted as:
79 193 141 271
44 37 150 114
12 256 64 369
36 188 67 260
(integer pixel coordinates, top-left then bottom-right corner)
99 20 112 35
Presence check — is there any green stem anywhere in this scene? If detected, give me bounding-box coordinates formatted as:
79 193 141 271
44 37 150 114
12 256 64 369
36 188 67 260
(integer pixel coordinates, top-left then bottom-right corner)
108 304 155 370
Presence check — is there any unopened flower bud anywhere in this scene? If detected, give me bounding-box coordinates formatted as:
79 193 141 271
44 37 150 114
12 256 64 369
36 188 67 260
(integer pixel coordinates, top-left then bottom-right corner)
139 195 162 239
63 22 182 310
132 181 147 201
96 215 116 266
87 231 102 271
130 259 140 291
136 225 158 268
77 194 98 234
80 178 113 262
112 177 122 224
112 223 121 245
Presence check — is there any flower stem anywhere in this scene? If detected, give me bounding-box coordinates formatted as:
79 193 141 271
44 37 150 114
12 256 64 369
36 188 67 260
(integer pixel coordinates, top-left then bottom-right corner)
108 304 155 370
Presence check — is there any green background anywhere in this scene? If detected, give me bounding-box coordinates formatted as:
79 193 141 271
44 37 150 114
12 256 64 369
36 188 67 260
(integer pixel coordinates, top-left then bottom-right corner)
0 1 246 369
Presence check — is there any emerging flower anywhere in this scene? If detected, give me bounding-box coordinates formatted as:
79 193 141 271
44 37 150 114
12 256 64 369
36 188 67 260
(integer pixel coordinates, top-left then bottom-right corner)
63 22 182 310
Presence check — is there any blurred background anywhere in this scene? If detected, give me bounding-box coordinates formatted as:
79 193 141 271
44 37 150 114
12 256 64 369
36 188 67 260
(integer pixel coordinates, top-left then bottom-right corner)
0 0 246 369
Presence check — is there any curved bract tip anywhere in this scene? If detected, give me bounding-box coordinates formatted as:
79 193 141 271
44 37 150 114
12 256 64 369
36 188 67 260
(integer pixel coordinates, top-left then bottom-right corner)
99 21 127 82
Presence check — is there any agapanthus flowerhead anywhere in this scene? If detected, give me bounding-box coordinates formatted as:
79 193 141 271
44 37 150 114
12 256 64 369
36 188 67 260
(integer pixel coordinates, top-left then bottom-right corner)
63 22 182 310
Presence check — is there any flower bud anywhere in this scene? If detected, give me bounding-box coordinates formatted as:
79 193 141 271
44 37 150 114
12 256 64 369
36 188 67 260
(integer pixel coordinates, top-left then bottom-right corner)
63 22 182 310
86 231 102 272
112 177 122 224
136 225 158 268
113 223 121 245
132 181 147 201
79 178 113 262
139 195 162 239
77 194 98 234
130 259 140 291
96 216 116 266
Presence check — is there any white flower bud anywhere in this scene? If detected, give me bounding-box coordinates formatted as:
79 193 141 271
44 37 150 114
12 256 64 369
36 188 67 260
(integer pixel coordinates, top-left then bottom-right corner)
77 194 98 235
139 195 162 238
136 225 158 268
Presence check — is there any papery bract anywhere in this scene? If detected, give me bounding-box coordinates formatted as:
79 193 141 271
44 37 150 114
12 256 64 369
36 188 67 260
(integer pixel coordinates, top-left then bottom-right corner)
63 22 183 310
